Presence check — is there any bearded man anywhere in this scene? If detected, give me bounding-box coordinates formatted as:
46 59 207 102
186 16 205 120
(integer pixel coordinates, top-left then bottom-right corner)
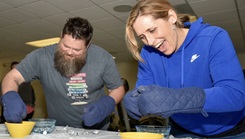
1 17 125 130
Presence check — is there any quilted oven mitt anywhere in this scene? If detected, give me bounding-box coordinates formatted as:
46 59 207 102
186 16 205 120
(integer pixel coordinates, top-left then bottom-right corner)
137 85 208 118
82 96 115 126
1 91 27 122
123 89 142 120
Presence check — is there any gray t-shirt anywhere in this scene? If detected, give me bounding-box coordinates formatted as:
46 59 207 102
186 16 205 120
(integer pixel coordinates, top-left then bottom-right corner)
16 44 122 128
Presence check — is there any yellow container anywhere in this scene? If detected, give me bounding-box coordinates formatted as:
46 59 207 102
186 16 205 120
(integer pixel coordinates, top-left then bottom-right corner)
120 132 163 139
5 121 35 138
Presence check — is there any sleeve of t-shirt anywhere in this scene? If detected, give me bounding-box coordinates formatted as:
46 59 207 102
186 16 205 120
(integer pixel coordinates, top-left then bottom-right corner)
102 56 123 90
16 48 44 82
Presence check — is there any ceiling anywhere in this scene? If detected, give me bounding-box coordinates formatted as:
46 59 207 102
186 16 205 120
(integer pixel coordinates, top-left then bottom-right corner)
0 0 244 63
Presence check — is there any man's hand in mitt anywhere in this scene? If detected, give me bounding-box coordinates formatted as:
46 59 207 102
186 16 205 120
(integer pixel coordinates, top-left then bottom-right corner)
82 96 115 126
1 91 27 123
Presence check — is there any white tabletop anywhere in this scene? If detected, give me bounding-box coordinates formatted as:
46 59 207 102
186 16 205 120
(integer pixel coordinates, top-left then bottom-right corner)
0 124 121 139
0 124 193 139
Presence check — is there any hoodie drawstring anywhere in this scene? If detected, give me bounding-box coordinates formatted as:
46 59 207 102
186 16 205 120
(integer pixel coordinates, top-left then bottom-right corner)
181 46 185 88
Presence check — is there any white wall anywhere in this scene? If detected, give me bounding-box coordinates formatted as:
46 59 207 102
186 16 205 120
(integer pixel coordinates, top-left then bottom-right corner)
116 60 138 91
237 53 245 69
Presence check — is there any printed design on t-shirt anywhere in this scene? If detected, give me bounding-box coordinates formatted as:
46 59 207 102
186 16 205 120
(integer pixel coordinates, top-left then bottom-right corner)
66 73 89 105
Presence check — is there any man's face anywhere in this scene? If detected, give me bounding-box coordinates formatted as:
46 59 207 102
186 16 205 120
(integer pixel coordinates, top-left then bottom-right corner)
54 34 88 77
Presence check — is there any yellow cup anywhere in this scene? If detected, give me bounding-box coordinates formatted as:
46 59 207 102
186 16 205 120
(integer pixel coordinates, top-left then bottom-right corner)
5 121 35 138
120 132 163 139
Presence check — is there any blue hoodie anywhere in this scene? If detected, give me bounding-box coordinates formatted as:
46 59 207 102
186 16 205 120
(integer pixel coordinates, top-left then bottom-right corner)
136 17 245 136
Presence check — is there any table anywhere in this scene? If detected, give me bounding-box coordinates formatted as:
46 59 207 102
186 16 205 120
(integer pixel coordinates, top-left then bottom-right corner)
0 124 121 139
0 124 192 139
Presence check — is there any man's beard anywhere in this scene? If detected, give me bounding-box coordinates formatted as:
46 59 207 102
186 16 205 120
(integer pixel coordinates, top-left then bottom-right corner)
54 47 87 77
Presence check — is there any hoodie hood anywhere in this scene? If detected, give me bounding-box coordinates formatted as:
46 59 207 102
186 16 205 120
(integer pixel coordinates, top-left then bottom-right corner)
178 17 210 52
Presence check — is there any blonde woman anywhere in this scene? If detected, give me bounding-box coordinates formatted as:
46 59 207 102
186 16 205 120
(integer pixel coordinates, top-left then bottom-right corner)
123 0 245 138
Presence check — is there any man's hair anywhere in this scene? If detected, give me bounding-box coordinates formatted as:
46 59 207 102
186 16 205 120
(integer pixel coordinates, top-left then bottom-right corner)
61 17 93 46
10 61 19 69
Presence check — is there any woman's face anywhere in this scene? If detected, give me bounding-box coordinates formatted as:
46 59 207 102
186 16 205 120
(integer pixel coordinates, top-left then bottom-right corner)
133 14 178 55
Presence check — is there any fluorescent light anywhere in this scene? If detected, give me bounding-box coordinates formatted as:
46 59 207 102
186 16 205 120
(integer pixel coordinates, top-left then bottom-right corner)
26 37 60 47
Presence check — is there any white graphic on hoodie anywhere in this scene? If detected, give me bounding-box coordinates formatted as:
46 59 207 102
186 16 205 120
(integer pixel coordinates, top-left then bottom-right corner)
191 54 200 62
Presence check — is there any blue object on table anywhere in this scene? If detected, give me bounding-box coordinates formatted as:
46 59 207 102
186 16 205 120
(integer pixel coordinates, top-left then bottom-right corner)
29 118 56 134
136 125 171 139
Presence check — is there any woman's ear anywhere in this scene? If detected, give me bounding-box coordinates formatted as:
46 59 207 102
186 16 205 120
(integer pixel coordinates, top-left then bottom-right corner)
168 9 177 24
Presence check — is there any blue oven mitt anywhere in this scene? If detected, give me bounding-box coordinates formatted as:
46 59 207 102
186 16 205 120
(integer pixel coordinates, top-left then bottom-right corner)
1 91 27 122
137 85 208 118
123 89 142 120
82 96 115 127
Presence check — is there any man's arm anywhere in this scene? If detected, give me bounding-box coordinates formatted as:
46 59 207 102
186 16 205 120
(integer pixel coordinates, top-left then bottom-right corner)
1 68 25 95
1 68 27 122
108 85 125 104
